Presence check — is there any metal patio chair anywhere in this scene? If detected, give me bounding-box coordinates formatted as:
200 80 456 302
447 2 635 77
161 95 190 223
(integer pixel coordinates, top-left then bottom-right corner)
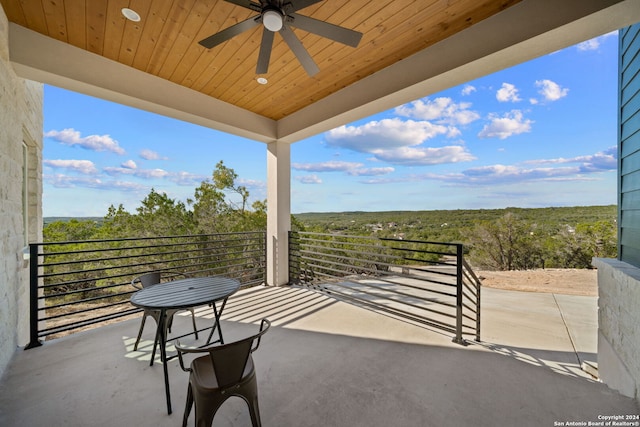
131 271 199 352
176 318 271 427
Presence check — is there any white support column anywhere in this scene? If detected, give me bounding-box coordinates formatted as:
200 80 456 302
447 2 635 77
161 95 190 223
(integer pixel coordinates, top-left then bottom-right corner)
266 141 291 286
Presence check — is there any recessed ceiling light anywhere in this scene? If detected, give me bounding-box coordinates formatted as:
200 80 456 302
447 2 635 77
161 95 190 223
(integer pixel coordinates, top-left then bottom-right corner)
257 77 268 85
121 8 141 22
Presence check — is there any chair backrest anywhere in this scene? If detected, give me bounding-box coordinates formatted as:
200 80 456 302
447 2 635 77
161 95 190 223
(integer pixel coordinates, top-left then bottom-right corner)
207 319 270 390
138 272 161 288
132 271 189 290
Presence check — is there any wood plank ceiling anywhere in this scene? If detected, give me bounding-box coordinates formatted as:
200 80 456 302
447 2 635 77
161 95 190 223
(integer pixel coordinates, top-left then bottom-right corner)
2 0 521 121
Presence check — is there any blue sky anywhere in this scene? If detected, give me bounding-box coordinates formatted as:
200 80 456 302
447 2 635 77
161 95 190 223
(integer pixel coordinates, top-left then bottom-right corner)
43 32 618 217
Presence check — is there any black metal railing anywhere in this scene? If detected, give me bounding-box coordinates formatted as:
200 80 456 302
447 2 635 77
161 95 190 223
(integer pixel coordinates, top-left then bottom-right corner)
27 231 266 347
289 231 481 344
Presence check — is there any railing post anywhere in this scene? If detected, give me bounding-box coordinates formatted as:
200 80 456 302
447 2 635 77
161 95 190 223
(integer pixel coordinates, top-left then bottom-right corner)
475 270 481 342
288 231 299 285
453 244 466 345
263 231 268 285
25 243 42 349
288 231 292 284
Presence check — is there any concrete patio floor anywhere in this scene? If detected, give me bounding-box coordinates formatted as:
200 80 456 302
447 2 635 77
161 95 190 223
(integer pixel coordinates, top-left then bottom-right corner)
0 285 638 427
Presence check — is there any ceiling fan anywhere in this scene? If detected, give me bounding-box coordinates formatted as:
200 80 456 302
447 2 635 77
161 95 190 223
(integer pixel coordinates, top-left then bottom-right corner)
198 0 363 76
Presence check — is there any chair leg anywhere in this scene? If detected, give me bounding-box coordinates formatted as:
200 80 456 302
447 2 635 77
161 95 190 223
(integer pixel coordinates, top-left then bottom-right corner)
193 390 227 427
133 315 148 351
154 314 172 361
190 309 199 340
244 376 262 427
247 393 262 427
182 384 194 427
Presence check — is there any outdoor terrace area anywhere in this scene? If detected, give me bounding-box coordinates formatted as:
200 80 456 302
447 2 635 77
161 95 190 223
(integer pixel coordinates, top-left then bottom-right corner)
1 282 638 426
2 3 640 425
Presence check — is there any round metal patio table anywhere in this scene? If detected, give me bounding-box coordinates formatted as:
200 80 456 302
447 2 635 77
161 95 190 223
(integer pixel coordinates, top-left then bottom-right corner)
130 276 240 415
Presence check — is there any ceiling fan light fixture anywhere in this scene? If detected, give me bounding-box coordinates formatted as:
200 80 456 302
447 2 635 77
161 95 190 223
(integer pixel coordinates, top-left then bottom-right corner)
121 8 141 22
262 10 283 32
198 0 363 76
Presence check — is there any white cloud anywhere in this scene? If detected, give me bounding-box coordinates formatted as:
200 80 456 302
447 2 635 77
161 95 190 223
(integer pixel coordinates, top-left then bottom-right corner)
347 167 395 176
535 79 569 102
461 85 476 95
44 128 125 155
395 97 480 125
45 174 147 191
141 168 172 179
295 175 322 184
121 160 137 169
359 176 413 185
446 127 462 138
524 146 617 172
292 161 363 172
103 166 134 176
43 159 98 174
373 145 476 166
292 161 395 177
418 148 616 186
496 83 521 102
326 118 449 153
139 149 167 160
326 117 476 167
106 166 170 178
577 38 600 51
102 165 207 186
421 165 593 187
169 171 208 186
478 110 533 140
237 178 266 190
577 32 616 51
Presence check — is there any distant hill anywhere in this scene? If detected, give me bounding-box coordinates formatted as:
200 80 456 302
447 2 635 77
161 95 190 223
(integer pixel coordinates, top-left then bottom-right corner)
292 206 618 262
293 205 616 229
46 205 617 229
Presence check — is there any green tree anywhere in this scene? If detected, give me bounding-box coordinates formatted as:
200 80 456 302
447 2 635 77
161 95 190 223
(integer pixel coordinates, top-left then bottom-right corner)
545 220 617 268
468 212 543 270
133 189 194 236
189 161 266 233
98 191 194 239
97 204 134 239
43 218 100 242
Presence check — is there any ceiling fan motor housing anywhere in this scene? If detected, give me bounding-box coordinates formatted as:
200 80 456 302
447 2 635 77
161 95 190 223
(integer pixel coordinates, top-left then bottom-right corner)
262 8 284 32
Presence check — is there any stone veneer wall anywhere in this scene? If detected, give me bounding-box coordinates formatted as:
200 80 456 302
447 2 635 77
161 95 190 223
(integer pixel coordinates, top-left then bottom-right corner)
592 258 640 405
0 5 43 378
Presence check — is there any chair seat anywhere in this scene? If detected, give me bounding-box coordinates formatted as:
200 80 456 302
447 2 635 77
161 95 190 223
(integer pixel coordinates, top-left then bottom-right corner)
191 355 255 391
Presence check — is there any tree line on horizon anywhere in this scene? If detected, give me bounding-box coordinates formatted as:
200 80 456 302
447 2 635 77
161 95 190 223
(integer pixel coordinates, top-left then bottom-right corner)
43 162 617 271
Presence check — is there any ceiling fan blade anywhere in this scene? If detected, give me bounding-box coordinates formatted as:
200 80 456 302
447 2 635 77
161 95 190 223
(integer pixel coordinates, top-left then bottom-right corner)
199 17 260 49
256 29 275 74
280 25 319 76
289 13 362 47
286 0 323 13
224 0 262 13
